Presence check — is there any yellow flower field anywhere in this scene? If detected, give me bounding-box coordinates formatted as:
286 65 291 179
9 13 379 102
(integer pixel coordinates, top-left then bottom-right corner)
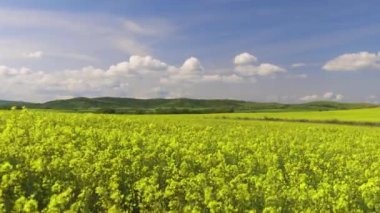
0 109 379 212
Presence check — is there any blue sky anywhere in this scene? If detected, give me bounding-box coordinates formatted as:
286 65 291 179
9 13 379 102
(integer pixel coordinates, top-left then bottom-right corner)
0 0 379 103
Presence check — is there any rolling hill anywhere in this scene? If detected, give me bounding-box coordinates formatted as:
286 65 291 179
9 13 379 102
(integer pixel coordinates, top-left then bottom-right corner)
0 100 33 108
0 97 377 113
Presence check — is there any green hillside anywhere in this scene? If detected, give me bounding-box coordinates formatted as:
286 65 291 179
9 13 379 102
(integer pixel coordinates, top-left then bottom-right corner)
0 100 33 108
0 97 377 113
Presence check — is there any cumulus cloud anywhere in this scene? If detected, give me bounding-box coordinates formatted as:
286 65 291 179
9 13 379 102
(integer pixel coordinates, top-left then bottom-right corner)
180 57 203 73
107 55 169 76
25 51 43 59
300 92 344 102
161 57 245 85
202 74 243 83
234 52 286 77
323 92 334 99
235 64 286 77
128 55 168 72
0 55 172 100
0 54 250 101
161 57 203 84
234 52 258 65
0 66 34 77
299 94 319 102
323 92 344 100
323 52 380 71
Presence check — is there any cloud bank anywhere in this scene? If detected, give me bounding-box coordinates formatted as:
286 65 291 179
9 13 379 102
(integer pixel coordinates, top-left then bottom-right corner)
0 53 286 101
234 52 286 77
323 52 380 71
300 92 344 102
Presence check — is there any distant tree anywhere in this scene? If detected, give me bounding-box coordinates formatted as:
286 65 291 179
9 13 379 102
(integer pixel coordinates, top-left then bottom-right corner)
97 108 116 114
136 109 146 114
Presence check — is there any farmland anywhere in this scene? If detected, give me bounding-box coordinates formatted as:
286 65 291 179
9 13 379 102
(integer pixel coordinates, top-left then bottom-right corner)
215 108 380 125
0 109 380 212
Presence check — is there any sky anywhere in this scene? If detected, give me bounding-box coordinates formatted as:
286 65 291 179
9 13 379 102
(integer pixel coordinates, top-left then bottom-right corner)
0 0 379 103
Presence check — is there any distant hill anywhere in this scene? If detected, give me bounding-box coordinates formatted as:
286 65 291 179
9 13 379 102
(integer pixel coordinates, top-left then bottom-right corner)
289 101 377 111
0 97 377 114
0 100 33 108
41 97 275 110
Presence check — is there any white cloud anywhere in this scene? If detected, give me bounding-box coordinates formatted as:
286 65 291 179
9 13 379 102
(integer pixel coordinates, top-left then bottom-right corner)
0 55 173 100
300 92 344 102
129 55 168 72
291 63 306 68
201 74 221 82
300 94 319 101
323 92 334 99
54 95 75 100
180 57 203 73
202 74 243 83
234 52 286 77
25 51 43 59
234 52 258 65
0 54 250 101
323 52 380 71
107 55 170 77
0 8 174 65
161 57 203 84
323 92 343 101
161 57 246 85
221 74 243 83
335 94 344 101
0 53 288 101
0 66 34 77
235 64 286 76
257 63 286 76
